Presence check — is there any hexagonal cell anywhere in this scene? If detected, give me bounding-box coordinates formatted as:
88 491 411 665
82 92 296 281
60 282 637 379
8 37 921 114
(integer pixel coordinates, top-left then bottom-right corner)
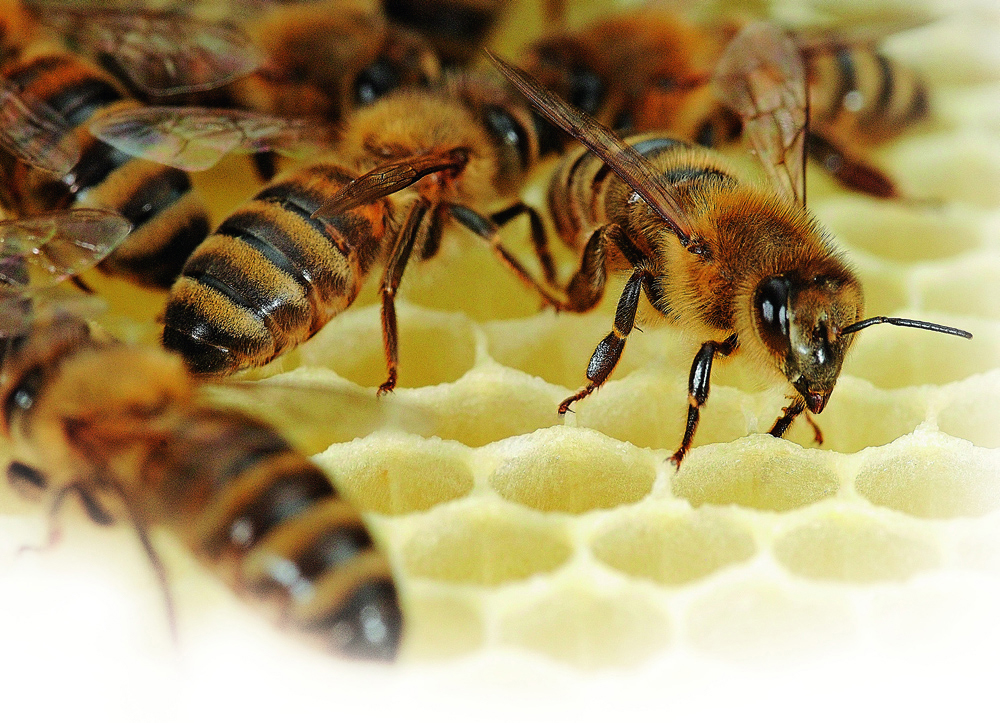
885 133 1000 206
399 239 544 321
399 587 485 660
773 509 941 583
401 366 564 447
489 427 656 513
684 578 860 660
401 503 573 585
916 255 1000 320
314 433 474 515
843 316 995 389
498 580 672 669
298 303 477 391
591 506 757 585
575 373 750 453
937 374 1000 448
815 198 984 262
780 376 929 455
672 436 840 512
854 435 1000 518
484 313 692 391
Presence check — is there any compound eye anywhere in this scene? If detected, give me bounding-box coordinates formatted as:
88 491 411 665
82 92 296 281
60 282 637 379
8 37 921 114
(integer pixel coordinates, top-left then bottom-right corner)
755 276 791 351
483 104 530 170
354 58 399 106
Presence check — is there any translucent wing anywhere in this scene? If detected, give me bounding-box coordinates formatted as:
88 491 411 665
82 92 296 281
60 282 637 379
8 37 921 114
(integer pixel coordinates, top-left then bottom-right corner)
488 51 697 243
36 7 264 96
89 107 331 172
0 78 80 177
312 149 471 219
0 209 133 290
713 22 808 206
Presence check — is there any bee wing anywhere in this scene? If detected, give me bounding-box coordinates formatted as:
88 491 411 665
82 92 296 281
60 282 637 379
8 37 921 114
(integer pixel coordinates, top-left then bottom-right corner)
0 78 81 177
311 149 470 219
713 22 808 207
0 209 133 290
488 51 698 243
37 7 264 96
89 107 329 172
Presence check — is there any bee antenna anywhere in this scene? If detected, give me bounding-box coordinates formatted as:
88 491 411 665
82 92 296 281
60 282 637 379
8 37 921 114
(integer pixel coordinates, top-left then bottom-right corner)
840 316 973 339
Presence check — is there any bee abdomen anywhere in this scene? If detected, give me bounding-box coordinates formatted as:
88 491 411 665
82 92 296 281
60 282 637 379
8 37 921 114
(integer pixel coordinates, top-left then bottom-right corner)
807 46 929 141
152 412 402 660
163 166 385 375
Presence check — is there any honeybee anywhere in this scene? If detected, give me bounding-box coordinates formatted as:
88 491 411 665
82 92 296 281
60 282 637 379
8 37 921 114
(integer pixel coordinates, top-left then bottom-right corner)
522 11 930 198
27 2 266 98
0 52 211 289
0 307 403 660
489 25 971 467
162 73 562 390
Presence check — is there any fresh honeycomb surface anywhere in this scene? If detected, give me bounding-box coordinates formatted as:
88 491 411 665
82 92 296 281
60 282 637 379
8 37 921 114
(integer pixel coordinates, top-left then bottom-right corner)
2 0 1000 719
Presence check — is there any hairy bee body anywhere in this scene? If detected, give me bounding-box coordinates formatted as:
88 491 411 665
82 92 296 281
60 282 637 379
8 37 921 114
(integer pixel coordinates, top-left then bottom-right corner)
163 74 547 378
1 312 402 660
0 53 210 289
524 13 929 197
548 133 860 348
163 162 395 375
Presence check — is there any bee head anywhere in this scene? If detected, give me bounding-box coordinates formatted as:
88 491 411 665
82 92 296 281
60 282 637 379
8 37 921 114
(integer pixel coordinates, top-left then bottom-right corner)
753 274 863 414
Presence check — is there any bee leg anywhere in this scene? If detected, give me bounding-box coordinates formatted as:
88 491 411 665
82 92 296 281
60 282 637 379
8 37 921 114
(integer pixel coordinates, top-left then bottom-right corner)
450 204 565 309
17 481 115 556
7 461 48 500
670 335 738 468
378 198 433 396
489 201 558 285
807 132 899 199
768 399 808 438
558 267 654 414
251 150 280 182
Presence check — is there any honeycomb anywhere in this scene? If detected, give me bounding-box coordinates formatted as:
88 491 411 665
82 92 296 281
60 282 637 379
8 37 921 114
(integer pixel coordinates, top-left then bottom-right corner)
2 0 1000 718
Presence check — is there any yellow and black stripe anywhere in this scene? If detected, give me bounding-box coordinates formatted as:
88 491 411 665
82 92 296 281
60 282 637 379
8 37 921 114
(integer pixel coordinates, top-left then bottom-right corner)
0 314 403 660
162 161 394 375
0 53 210 289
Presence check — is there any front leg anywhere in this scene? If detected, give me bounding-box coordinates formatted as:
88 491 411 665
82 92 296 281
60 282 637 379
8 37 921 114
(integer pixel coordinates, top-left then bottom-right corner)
378 197 433 396
768 398 807 439
670 335 738 468
559 266 654 413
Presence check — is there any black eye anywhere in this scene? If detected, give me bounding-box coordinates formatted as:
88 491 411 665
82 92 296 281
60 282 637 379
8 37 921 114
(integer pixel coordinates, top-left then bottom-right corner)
755 276 790 350
354 58 399 106
483 104 530 170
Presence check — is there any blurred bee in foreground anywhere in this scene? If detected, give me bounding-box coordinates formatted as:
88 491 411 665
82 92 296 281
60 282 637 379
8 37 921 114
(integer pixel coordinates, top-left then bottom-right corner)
160 73 562 390
0 306 403 661
489 24 971 467
0 51 211 289
522 11 930 198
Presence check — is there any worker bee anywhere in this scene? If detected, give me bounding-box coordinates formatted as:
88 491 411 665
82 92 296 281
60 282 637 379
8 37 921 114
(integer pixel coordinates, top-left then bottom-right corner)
522 11 930 198
489 24 971 467
0 306 403 660
26 2 266 99
0 52 211 289
161 72 562 390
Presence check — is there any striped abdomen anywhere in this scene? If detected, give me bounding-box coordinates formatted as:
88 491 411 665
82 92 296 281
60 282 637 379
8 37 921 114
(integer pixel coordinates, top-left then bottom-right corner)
141 407 402 660
0 315 402 660
548 134 694 250
803 44 928 143
0 54 210 289
162 161 393 375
